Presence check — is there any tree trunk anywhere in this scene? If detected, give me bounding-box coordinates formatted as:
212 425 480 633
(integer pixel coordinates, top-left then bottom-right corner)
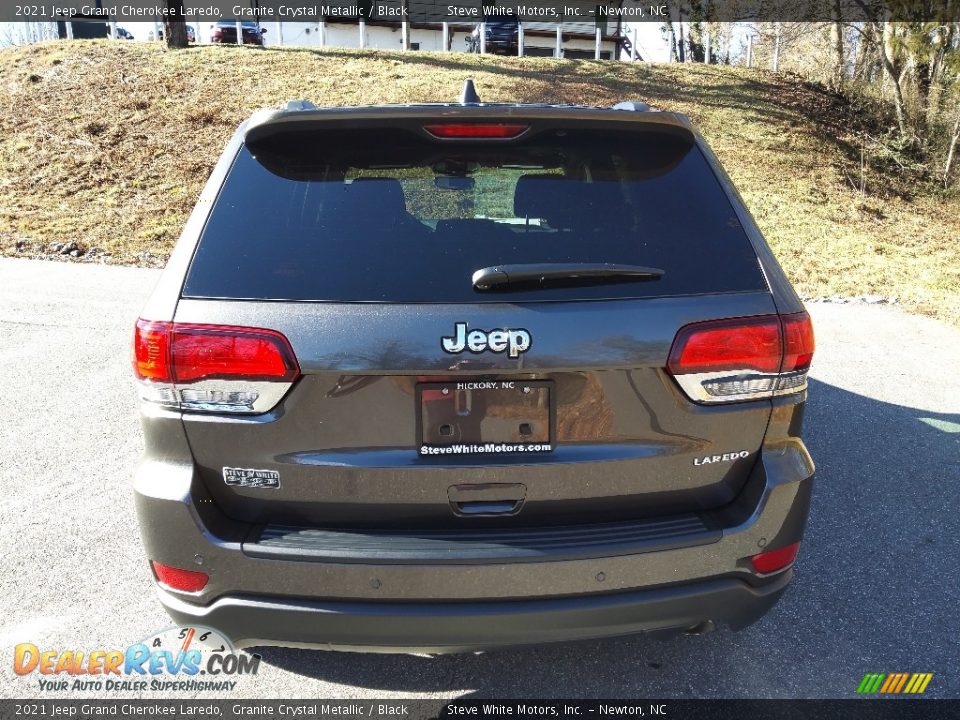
771 23 780 72
878 22 908 137
163 0 188 49
945 108 960 188
830 0 844 87
666 21 679 62
852 21 875 83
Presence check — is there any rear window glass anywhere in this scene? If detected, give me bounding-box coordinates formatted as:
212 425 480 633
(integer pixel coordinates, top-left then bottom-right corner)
183 128 768 302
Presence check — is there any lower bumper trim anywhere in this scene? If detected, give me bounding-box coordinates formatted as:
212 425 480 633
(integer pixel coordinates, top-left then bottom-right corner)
159 572 791 653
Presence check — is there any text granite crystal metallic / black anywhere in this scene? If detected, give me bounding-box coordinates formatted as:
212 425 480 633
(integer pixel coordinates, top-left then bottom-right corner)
130 81 816 653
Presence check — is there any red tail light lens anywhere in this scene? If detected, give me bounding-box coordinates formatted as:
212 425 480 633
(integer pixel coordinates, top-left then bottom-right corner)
668 316 782 374
781 312 815 372
423 123 529 139
171 325 298 383
750 542 800 574
151 561 209 593
132 320 300 413
667 312 815 403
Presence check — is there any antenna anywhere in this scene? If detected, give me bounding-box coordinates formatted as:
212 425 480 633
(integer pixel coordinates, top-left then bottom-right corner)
460 79 482 105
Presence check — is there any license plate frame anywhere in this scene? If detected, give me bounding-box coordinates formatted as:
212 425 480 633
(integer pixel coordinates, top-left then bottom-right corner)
416 380 555 457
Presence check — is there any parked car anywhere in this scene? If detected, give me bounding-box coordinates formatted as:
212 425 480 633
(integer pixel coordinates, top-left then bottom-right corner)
210 20 265 46
155 26 195 43
467 18 519 55
132 82 815 652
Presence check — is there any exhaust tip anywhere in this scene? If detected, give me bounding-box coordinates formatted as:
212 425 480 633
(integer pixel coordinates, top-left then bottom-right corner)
684 620 716 636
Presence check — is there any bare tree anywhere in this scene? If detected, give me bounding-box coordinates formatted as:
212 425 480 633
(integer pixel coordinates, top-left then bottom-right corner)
877 22 910 135
164 0 189 49
852 21 879 83
830 0 845 86
944 105 960 186
663 21 679 62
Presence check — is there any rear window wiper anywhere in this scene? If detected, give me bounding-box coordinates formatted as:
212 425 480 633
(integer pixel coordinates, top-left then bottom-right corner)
472 263 664 291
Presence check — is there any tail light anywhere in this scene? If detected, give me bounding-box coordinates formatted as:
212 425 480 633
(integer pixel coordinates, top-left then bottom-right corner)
667 312 814 403
151 561 209 593
423 123 529 139
750 542 800 574
133 319 300 414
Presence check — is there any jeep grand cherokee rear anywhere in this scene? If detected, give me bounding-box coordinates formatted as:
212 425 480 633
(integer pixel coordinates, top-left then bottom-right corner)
132 91 815 652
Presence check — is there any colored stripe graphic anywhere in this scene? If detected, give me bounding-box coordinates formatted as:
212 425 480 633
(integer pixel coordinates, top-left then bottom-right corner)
857 674 885 694
893 673 910 693
857 673 932 694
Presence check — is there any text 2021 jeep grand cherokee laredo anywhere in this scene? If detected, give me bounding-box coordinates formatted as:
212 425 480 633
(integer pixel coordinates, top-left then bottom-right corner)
132 86 815 652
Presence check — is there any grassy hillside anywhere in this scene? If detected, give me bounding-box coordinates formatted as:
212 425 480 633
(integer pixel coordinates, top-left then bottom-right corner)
1 40 958 323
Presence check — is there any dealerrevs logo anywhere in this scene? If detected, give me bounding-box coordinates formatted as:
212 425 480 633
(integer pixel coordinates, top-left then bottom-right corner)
13 626 259 692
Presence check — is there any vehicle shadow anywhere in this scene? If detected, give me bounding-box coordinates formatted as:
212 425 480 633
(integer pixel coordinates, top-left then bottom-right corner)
251 378 960 698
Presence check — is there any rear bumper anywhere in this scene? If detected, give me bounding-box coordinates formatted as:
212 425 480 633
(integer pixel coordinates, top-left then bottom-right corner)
159 572 791 653
134 403 815 652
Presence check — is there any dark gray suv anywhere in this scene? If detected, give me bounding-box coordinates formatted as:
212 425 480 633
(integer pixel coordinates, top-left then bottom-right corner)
132 86 815 652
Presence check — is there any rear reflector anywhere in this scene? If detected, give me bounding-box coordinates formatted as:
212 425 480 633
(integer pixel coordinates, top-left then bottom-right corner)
150 561 209 592
423 123 528 139
750 542 800 574
667 313 814 403
133 320 300 413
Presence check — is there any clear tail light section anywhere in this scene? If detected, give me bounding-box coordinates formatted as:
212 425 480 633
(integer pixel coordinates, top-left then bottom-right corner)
667 312 814 404
133 319 300 414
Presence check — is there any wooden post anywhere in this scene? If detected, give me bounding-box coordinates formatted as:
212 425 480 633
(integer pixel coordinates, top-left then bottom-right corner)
703 28 710 63
595 26 601 59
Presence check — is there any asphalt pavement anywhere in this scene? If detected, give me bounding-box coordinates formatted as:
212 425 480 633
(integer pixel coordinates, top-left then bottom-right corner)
1 257 958 699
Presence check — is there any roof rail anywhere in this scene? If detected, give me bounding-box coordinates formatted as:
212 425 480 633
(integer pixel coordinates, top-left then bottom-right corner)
285 99 317 112
612 101 651 112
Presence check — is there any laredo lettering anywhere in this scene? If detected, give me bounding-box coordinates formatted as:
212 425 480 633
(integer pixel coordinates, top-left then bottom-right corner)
693 450 750 466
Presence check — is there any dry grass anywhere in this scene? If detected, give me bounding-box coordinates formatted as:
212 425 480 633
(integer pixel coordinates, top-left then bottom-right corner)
1 40 958 323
